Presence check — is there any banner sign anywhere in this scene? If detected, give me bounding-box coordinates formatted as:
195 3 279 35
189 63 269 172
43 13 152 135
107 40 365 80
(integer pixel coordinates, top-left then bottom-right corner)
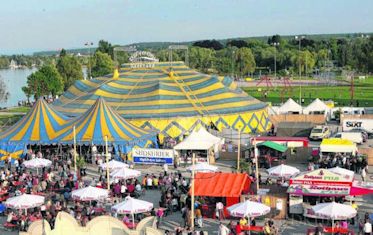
132 148 174 165
287 184 350 196
290 169 352 186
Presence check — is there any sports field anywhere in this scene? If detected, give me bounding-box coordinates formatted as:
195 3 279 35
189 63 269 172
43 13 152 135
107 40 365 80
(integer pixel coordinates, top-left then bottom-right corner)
243 76 373 106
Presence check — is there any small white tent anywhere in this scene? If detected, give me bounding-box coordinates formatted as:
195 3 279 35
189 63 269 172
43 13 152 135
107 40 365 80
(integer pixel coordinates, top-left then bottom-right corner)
303 98 330 115
278 98 303 114
174 127 224 162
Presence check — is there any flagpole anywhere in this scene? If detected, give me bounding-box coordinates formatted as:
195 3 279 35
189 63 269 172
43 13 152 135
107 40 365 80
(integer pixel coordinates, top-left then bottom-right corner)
254 137 259 193
237 128 241 172
191 153 195 230
105 135 110 191
73 126 77 174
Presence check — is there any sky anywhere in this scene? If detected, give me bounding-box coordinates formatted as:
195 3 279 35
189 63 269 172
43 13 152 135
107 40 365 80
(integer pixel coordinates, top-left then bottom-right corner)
0 0 372 54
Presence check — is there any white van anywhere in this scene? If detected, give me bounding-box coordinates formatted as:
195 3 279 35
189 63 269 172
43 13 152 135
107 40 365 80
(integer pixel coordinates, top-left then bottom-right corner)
342 119 373 135
333 132 363 144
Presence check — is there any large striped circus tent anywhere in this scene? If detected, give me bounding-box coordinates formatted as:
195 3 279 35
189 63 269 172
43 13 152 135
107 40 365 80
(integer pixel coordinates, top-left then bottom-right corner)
52 62 270 139
0 98 71 145
55 97 157 153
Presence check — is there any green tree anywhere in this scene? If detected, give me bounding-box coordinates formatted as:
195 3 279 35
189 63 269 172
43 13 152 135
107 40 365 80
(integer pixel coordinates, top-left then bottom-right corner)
21 86 32 104
56 55 84 90
23 64 64 99
59 48 67 57
91 51 114 77
235 47 256 76
291 50 316 75
189 47 215 73
96 40 114 58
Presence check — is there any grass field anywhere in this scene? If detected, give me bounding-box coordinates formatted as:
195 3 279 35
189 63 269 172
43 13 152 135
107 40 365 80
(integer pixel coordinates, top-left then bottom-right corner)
1 106 31 113
243 76 373 106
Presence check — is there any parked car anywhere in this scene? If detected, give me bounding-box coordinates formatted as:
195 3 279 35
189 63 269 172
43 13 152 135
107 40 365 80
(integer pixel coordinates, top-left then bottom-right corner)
309 126 330 140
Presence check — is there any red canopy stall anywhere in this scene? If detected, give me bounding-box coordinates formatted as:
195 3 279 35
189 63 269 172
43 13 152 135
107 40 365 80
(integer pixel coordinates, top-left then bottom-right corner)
191 172 251 217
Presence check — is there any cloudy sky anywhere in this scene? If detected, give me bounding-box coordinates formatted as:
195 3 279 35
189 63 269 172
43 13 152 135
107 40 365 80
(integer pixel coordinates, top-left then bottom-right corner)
0 0 372 54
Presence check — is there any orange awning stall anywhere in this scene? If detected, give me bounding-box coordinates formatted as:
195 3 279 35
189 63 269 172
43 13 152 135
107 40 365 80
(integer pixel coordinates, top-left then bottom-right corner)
191 172 251 218
192 172 251 197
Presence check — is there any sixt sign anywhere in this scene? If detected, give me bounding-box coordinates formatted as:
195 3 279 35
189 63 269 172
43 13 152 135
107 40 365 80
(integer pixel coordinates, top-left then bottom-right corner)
346 121 362 128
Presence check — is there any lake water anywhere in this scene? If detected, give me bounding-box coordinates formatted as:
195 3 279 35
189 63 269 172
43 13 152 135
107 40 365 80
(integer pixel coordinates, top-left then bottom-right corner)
0 67 88 108
0 68 36 108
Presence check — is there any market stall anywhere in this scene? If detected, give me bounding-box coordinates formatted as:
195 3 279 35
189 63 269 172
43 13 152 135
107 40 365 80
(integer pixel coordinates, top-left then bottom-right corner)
191 172 251 218
319 138 357 155
287 168 373 219
255 141 288 168
174 127 224 164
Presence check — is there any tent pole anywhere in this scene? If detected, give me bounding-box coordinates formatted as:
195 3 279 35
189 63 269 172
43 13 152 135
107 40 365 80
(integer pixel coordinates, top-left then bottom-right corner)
191 153 195 230
106 136 110 191
237 128 241 172
73 126 77 174
254 138 259 193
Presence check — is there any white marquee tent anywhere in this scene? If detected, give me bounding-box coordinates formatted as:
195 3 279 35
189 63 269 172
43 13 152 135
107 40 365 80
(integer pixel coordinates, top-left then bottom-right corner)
174 127 224 162
303 98 330 115
174 127 224 151
278 98 303 114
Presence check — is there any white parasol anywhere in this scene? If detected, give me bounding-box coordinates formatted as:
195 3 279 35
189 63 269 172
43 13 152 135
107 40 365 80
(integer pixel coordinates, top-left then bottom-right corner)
5 194 45 210
329 166 354 179
311 202 357 220
186 162 219 173
110 168 141 180
266 164 300 178
23 158 52 174
227 200 271 218
112 196 153 228
100 159 129 170
71 186 109 202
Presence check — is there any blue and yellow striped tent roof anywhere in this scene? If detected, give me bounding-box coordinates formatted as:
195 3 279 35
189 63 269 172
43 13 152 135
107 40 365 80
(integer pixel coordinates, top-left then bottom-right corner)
0 98 70 144
0 143 26 160
55 97 157 145
52 62 266 119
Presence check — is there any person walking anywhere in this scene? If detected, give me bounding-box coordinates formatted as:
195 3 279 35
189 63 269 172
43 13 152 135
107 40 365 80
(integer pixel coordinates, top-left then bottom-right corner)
361 167 367 182
218 223 230 235
363 219 372 235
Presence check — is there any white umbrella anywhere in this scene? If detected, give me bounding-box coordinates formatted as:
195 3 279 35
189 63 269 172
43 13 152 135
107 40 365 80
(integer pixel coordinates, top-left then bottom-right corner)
100 160 129 170
110 168 141 180
311 202 356 220
112 196 153 228
329 167 354 179
23 158 52 174
71 186 109 202
227 200 271 218
186 162 219 173
267 164 300 178
5 194 45 210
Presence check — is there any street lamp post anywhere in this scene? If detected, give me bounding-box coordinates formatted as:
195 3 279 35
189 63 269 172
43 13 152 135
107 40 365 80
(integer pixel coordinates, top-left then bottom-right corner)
85 42 93 79
272 42 280 79
295 36 305 104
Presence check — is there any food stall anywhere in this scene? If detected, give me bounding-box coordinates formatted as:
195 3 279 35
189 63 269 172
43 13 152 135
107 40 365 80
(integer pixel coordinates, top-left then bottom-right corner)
287 168 373 218
191 172 251 218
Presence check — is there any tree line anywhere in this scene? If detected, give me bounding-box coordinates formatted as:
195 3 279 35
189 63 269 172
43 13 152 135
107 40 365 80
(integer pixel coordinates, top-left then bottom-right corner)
20 35 373 100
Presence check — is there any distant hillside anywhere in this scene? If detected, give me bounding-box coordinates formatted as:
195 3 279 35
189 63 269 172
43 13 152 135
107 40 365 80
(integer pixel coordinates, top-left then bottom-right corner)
33 32 371 56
